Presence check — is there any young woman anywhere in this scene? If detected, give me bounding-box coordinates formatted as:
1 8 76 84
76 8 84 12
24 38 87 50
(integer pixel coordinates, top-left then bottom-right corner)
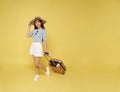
26 17 50 81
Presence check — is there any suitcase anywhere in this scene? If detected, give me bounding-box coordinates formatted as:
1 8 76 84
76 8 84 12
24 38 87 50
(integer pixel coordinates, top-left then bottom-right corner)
45 54 66 74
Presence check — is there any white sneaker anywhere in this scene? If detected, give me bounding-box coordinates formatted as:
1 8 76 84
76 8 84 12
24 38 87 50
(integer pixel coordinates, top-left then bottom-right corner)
45 67 50 76
34 74 40 81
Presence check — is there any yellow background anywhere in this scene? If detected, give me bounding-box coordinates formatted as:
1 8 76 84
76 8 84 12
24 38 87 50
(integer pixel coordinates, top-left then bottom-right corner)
0 0 120 92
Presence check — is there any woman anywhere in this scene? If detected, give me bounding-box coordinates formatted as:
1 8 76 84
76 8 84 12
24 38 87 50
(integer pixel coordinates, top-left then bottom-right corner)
26 16 50 81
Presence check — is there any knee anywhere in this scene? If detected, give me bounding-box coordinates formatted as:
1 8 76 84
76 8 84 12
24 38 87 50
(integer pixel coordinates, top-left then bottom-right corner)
35 63 39 68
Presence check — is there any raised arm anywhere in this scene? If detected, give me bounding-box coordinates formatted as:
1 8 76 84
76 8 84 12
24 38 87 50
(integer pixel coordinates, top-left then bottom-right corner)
26 24 32 38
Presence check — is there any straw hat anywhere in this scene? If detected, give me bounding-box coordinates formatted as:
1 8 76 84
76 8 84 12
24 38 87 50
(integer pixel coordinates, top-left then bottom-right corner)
29 16 47 25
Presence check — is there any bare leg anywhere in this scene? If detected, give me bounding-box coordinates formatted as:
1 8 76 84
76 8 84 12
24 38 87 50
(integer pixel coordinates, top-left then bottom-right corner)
33 56 46 75
33 57 40 75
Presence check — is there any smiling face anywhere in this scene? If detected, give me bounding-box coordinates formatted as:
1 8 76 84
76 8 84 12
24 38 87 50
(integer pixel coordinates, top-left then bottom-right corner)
34 19 45 29
34 20 41 29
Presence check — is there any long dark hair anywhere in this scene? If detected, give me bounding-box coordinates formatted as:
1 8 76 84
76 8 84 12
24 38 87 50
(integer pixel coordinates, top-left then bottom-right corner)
34 19 45 29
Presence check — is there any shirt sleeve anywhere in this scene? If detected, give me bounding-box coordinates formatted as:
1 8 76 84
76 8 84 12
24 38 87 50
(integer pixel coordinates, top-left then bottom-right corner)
42 29 46 41
30 30 34 36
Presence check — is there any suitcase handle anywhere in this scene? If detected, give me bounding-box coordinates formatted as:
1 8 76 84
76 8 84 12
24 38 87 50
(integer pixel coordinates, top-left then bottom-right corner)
44 52 52 61
44 52 50 56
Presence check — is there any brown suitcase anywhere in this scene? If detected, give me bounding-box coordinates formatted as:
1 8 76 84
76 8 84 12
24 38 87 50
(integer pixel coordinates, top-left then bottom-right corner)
45 55 66 74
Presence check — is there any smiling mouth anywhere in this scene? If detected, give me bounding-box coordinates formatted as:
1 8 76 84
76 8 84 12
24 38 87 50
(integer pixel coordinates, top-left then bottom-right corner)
36 25 40 28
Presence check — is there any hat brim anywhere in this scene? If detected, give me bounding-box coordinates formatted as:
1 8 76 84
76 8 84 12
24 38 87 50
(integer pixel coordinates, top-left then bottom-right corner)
29 17 46 25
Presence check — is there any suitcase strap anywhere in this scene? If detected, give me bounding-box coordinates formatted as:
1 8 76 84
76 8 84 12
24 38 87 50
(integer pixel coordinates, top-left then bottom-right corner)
45 54 52 61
